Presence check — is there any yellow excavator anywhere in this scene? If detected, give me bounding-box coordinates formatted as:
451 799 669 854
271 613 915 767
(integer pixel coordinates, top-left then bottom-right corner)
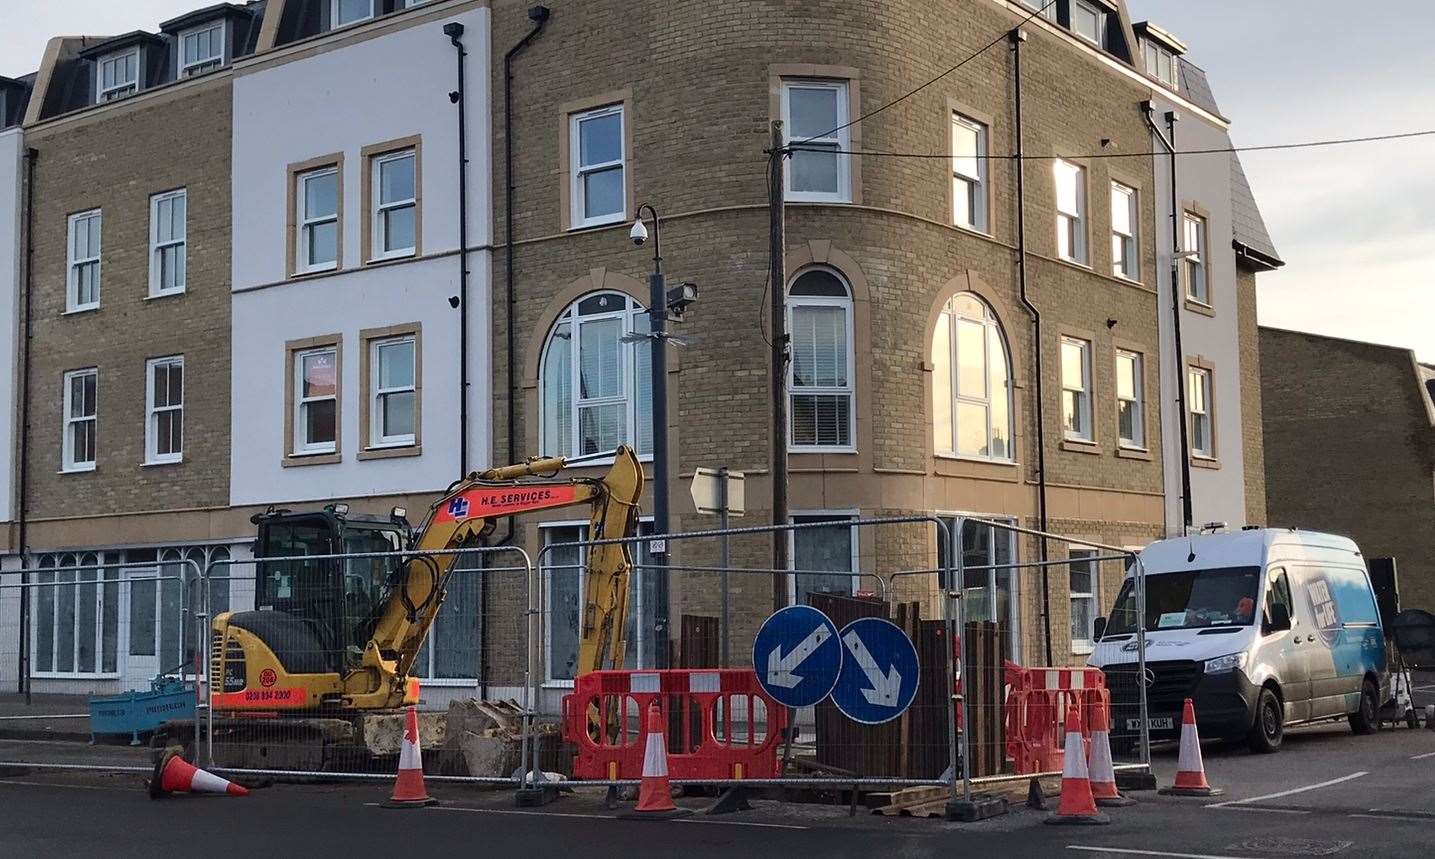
197 447 642 767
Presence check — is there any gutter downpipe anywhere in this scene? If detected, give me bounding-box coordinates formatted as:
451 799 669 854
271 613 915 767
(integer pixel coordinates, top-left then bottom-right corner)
1143 102 1194 534
487 6 550 699
17 147 36 701
445 22 471 477
1011 30 1054 665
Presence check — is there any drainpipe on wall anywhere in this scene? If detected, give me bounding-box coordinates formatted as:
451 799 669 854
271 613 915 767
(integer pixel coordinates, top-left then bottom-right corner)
1011 30 1055 666
444 21 472 477
1143 102 1194 534
16 147 37 700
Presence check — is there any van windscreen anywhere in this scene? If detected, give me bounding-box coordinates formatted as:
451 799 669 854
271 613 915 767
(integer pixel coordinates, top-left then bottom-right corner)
1105 566 1261 635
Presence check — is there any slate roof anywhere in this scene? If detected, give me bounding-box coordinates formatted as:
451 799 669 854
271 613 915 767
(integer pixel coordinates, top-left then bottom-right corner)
1230 150 1283 267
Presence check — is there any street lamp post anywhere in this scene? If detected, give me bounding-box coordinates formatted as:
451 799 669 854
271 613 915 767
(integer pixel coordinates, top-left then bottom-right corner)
629 205 671 667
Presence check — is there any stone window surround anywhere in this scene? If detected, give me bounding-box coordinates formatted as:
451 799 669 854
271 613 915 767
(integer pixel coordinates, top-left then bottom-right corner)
557 89 634 233
1186 354 1220 468
1181 198 1214 315
283 333 343 467
360 135 423 264
946 97 996 237
1111 336 1153 461
286 152 345 278
768 64 863 207
359 322 423 460
1057 325 1100 453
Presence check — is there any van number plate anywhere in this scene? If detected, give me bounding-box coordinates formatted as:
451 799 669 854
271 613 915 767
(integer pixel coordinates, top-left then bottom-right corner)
1126 717 1174 730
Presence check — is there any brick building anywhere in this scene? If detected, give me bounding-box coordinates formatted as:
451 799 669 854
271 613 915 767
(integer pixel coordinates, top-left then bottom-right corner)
489 0 1282 698
1260 328 1435 613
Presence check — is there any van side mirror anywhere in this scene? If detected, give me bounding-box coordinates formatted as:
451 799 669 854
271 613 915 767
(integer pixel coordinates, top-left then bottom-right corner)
1265 602 1291 633
1093 616 1107 641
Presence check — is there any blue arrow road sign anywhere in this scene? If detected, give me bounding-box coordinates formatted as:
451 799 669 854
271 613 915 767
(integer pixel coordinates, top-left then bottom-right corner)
831 618 920 725
752 605 842 709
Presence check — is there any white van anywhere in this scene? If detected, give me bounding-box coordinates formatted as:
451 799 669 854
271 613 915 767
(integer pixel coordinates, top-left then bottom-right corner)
1090 528 1388 753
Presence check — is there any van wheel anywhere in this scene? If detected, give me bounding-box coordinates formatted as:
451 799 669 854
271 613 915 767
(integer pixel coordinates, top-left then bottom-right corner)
1247 687 1284 753
1349 679 1379 735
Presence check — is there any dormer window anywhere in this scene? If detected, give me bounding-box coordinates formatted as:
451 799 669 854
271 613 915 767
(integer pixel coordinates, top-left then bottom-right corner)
332 0 376 28
1070 0 1105 47
180 23 225 77
98 50 139 102
1144 40 1179 89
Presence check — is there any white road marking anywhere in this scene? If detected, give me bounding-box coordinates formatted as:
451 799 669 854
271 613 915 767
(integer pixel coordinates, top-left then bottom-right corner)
1350 812 1435 822
1409 751 1435 760
677 818 808 830
1204 771 1367 809
1213 805 1308 815
1067 847 1254 859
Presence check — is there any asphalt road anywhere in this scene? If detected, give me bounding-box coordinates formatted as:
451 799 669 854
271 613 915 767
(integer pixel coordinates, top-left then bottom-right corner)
4 710 1434 859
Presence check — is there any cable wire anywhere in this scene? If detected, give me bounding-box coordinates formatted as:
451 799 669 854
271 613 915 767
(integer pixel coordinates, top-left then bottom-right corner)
794 0 1058 147
788 128 1435 162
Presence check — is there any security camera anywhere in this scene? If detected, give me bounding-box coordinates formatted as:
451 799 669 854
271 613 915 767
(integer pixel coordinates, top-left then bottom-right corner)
665 282 698 318
629 218 649 247
442 22 464 38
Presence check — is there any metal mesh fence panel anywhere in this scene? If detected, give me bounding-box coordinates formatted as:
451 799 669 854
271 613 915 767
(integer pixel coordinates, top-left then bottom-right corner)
200 546 535 785
0 558 201 772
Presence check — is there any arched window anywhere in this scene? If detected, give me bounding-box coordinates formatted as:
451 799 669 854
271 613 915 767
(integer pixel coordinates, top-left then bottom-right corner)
932 293 1013 460
540 291 652 458
787 268 855 450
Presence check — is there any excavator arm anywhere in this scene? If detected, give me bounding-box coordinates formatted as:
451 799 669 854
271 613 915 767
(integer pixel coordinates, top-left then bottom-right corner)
355 445 645 707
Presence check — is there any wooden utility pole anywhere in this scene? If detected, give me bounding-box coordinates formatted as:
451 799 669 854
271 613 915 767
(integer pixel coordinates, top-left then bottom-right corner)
768 121 789 610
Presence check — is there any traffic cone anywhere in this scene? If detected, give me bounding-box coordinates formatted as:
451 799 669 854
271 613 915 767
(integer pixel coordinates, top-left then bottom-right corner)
1159 698 1224 797
382 705 439 808
1087 699 1135 807
618 702 690 819
148 747 248 799
1044 703 1110 825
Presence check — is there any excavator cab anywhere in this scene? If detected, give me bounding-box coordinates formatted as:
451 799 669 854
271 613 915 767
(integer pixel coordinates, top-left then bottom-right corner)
250 504 408 676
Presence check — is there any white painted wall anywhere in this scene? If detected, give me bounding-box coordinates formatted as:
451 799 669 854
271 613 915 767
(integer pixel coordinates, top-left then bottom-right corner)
230 7 492 506
0 129 22 526
1151 98 1249 535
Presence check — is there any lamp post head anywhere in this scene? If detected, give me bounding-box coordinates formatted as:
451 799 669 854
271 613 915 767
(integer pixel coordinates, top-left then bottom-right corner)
629 217 649 247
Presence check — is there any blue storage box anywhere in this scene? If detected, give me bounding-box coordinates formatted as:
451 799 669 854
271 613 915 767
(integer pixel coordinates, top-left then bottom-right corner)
89 677 196 743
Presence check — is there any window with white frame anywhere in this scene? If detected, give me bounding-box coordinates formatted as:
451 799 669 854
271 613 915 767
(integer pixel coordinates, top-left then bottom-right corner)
30 553 117 678
1061 337 1093 442
932 293 1013 461
332 0 376 27
1115 349 1144 449
68 210 102 311
788 268 855 450
149 190 187 296
180 23 224 76
540 292 652 458
937 517 1021 661
371 149 416 259
295 347 338 455
146 356 183 464
542 520 657 683
297 167 340 273
1070 0 1105 46
782 79 852 203
1188 366 1214 458
1054 159 1087 263
570 105 626 228
98 50 139 102
1144 40 1179 90
951 113 988 231
1069 548 1099 652
1183 212 1208 304
370 336 416 447
1111 182 1138 280
62 368 98 472
791 515 858 606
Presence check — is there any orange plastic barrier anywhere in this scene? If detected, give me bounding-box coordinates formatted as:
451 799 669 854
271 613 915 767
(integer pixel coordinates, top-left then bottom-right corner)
561 669 788 781
1003 666 1110 775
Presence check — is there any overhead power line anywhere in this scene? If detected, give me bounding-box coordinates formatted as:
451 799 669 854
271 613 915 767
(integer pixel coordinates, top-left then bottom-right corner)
788 128 1435 162
795 0 1058 147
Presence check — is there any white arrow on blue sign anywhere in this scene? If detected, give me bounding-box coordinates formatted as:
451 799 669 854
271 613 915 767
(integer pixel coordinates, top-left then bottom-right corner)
830 618 920 725
752 605 842 708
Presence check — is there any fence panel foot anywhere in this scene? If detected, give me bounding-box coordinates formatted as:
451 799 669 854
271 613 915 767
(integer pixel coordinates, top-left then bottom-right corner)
944 793 1008 822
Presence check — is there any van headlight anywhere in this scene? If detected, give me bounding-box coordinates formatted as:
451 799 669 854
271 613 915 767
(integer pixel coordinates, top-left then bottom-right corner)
1204 652 1248 675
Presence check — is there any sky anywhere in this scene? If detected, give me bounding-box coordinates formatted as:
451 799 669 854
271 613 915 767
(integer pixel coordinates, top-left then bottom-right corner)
4 1 1432 362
